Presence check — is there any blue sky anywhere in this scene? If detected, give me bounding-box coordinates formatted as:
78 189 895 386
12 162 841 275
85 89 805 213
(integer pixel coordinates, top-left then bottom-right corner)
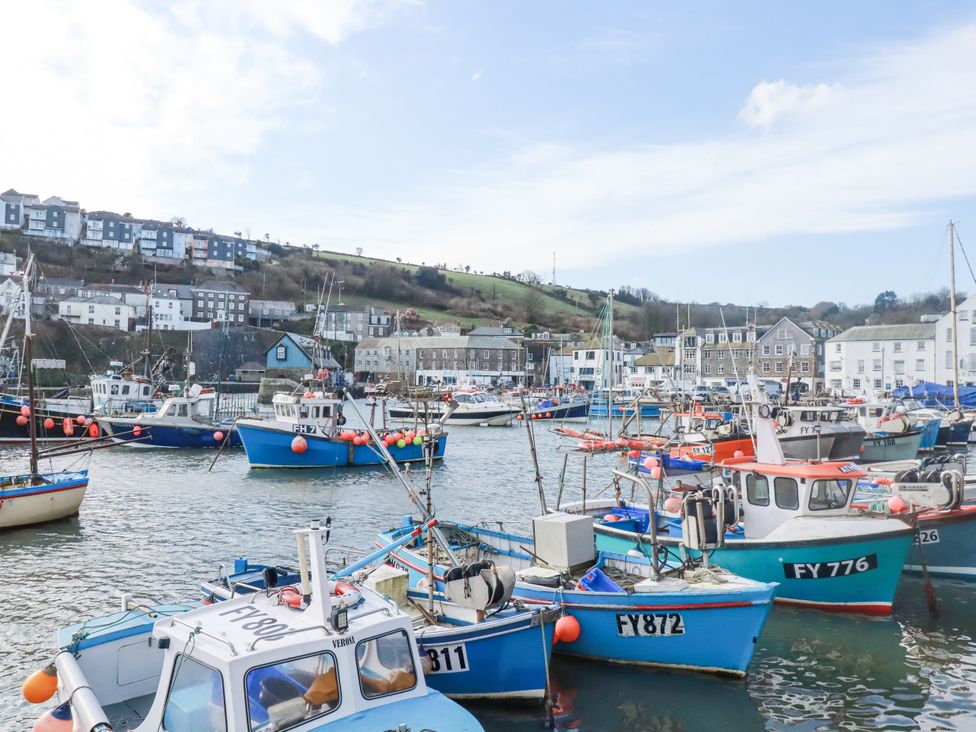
4 1 976 307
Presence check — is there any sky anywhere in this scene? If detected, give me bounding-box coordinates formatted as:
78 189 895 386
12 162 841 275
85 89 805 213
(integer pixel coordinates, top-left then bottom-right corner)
3 1 976 307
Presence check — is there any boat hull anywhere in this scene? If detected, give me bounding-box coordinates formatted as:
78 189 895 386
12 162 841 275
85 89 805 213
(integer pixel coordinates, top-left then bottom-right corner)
917 418 941 452
529 401 590 422
238 420 447 468
906 506 976 579
937 419 972 447
860 429 923 463
593 520 912 615
101 419 242 448
383 533 775 676
590 403 662 418
0 395 91 443
0 471 89 529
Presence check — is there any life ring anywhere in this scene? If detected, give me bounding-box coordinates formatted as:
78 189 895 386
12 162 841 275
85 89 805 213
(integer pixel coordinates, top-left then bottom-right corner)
758 404 772 419
279 581 362 608
279 585 303 609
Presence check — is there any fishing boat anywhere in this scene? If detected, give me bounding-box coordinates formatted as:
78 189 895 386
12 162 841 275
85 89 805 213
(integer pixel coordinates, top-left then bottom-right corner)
378 512 777 677
664 407 754 464
773 405 866 461
589 387 667 418
22 521 484 731
856 462 976 579
524 394 590 422
200 553 560 702
571 405 914 614
99 384 242 448
238 390 448 468
90 363 159 416
847 402 925 462
389 389 520 427
1 257 91 529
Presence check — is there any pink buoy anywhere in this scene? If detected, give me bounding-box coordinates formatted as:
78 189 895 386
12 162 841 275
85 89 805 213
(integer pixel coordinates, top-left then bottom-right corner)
76 415 86 425
133 425 142 436
213 431 225 442
888 496 908 513
20 405 30 418
303 391 313 399
650 466 663 479
16 415 27 426
602 513 620 522
663 496 683 513
353 435 364 446
641 456 659 471
554 615 581 644
733 450 745 458
43 418 55 430
31 702 73 732
291 435 308 453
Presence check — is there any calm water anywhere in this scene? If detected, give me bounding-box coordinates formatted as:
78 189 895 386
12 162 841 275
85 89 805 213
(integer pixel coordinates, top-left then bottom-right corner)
2 417 976 731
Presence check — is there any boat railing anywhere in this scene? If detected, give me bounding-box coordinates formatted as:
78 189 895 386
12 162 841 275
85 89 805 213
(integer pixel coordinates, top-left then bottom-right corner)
166 617 239 656
248 624 333 650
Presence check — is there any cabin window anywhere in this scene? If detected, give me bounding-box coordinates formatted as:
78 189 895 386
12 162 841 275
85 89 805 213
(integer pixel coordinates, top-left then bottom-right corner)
111 384 119 395
245 651 340 731
178 404 188 417
800 411 815 422
356 630 417 699
773 477 799 510
143 386 151 396
298 406 309 419
312 406 320 418
161 655 227 732
746 474 769 506
122 385 130 395
868 408 883 418
809 479 852 511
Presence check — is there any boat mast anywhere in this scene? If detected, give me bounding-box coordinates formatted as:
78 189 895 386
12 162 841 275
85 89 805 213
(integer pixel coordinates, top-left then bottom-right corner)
143 283 153 380
23 257 38 476
949 221 961 409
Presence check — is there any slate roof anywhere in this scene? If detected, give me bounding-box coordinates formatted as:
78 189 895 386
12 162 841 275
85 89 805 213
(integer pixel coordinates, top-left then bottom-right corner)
829 324 936 342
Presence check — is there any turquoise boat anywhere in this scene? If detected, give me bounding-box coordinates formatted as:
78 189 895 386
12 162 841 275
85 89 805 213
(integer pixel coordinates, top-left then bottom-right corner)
565 409 914 615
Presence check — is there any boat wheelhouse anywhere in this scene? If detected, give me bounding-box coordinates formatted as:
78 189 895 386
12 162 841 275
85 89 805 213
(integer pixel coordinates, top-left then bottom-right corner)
773 405 866 461
388 389 520 427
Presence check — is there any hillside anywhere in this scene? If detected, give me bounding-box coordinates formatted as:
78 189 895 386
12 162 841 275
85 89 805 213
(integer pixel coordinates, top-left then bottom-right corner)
0 231 955 340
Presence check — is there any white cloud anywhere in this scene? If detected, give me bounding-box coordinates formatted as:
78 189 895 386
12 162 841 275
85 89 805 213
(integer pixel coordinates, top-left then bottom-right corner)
0 0 406 217
471 68 483 82
738 80 840 129
300 23 976 278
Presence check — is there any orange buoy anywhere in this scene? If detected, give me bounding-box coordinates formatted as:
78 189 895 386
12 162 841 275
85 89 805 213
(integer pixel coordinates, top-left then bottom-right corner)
22 664 58 704
133 425 142 437
213 431 224 442
291 435 308 453
303 391 313 398
554 615 581 644
75 415 86 425
16 415 27 426
62 419 74 436
545 411 552 418
88 423 100 438
20 404 30 418
602 513 620 522
43 418 55 430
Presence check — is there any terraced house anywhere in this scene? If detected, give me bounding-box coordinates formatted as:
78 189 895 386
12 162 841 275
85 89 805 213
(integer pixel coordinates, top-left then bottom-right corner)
355 335 524 385
754 317 839 391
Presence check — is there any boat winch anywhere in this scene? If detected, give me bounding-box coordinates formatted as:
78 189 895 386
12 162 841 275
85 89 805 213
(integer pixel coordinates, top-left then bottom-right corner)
889 467 964 511
443 560 516 611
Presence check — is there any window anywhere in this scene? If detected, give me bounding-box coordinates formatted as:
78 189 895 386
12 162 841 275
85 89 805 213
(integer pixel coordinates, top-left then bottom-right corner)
971 327 976 347
276 345 287 361
808 479 852 511
761 362 771 373
834 343 841 353
856 359 864 374
733 331 742 343
946 351 953 369
719 332 728 343
774 345 783 356
88 304 95 314
717 364 725 375
917 340 926 351
916 359 925 371
800 361 810 373
774 362 783 373
894 360 905 375
161 655 227 732
799 344 810 356
873 359 882 371
246 652 339 731
703 364 711 375
947 328 952 342
873 342 881 352
706 333 714 344
874 378 882 389
357 630 417 699
761 345 771 356
746 473 769 506
773 477 799 510
853 378 861 389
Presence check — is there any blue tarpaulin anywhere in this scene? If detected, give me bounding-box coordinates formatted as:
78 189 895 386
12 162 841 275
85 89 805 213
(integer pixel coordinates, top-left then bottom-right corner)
892 381 976 407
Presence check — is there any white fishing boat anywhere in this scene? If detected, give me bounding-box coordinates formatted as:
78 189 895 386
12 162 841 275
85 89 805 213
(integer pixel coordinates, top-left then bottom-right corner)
388 388 519 426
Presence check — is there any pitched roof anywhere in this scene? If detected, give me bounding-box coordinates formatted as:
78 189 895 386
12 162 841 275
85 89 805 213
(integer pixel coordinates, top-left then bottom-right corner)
196 280 248 294
357 335 522 350
635 351 674 367
62 295 131 306
829 323 936 342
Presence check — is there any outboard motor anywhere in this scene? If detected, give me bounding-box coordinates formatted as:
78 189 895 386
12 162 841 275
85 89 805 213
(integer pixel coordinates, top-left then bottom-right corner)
443 560 516 611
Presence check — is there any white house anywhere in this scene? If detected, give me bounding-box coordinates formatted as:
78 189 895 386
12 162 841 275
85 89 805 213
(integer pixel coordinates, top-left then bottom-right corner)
824 324 936 395
572 341 625 391
0 276 23 316
138 284 209 331
24 196 82 243
626 350 676 388
934 295 976 385
58 296 135 331
0 252 16 275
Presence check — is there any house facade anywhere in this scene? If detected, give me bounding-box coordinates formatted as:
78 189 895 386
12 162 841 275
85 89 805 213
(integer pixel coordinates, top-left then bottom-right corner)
934 295 976 385
571 341 625 391
675 325 761 386
319 306 393 342
58 296 135 331
24 196 82 243
1 188 39 230
191 281 250 324
355 335 525 385
754 317 839 390
265 333 340 378
249 300 297 325
626 350 676 388
824 323 936 395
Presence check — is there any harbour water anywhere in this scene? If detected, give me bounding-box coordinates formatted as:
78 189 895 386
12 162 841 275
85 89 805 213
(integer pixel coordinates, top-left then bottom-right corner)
2 418 976 730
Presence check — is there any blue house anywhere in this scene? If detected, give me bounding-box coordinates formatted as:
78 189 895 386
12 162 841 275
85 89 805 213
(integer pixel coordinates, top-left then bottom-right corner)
265 333 341 377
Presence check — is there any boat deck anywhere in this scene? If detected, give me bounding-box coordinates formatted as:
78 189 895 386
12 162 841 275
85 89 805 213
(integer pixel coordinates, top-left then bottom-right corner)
103 694 154 728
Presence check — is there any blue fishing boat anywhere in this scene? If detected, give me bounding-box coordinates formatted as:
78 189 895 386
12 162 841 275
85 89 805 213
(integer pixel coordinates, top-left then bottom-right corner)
571 409 915 614
856 463 976 579
527 396 590 422
23 521 484 731
379 514 777 677
100 385 242 448
238 392 447 468
201 551 560 701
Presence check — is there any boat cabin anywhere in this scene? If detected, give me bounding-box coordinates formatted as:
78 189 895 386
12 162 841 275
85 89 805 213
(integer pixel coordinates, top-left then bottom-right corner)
271 392 344 435
91 369 155 413
722 458 867 539
151 385 218 422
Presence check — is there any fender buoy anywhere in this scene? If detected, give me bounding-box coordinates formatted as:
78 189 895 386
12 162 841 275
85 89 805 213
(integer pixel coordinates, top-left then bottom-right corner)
291 435 308 453
43 418 54 431
22 664 58 704
554 615 581 644
16 415 27 427
20 405 30 418
213 431 225 442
